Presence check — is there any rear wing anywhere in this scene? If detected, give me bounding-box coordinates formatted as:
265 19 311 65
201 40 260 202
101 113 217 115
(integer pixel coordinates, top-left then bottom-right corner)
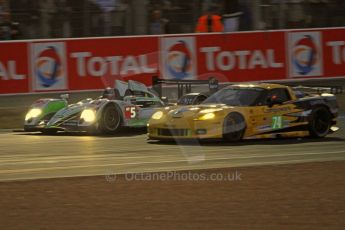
115 80 128 96
261 80 343 95
291 85 343 95
152 76 219 99
128 80 151 94
115 79 153 97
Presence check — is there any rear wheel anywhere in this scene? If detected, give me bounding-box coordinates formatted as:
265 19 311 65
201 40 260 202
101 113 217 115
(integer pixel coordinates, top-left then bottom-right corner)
99 104 122 134
308 107 331 138
223 113 246 142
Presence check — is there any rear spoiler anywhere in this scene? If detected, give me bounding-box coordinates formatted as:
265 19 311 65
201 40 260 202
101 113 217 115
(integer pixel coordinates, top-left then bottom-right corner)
128 80 151 94
115 80 128 96
261 81 343 95
152 76 219 99
115 79 153 97
291 85 343 95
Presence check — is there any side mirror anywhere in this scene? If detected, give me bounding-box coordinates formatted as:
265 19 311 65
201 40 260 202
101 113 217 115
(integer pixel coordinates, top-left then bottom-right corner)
60 94 69 100
267 97 283 107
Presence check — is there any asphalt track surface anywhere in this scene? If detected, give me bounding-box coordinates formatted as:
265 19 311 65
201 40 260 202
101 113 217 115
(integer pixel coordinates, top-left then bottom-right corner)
1 116 344 182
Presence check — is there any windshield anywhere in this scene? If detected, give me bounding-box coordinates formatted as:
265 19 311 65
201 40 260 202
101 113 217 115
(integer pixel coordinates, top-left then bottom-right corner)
202 87 265 106
178 95 197 105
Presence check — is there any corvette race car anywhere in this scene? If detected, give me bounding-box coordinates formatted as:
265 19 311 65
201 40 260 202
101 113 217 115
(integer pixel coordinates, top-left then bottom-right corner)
148 83 340 141
24 80 165 134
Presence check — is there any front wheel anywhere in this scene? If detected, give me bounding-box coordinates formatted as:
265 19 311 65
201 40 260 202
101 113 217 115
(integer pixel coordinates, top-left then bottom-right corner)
308 107 332 138
98 104 122 134
223 112 246 142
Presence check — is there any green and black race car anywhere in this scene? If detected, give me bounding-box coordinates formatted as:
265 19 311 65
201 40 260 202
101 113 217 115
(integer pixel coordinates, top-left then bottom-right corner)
24 78 216 134
24 80 165 134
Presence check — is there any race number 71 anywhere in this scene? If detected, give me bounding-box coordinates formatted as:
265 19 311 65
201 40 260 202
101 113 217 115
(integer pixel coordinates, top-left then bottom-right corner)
125 106 137 119
272 116 283 129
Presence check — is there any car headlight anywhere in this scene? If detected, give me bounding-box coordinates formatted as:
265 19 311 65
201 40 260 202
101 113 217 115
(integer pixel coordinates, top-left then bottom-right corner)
25 108 42 121
152 111 163 120
80 109 96 123
196 112 215 120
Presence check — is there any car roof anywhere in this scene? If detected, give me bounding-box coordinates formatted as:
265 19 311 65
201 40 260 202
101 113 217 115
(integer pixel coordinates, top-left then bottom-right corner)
228 83 288 90
183 93 200 96
183 91 213 96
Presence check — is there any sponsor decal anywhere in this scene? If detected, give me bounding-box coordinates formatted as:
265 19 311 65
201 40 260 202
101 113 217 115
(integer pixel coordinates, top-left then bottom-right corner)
327 41 345 65
70 52 156 78
200 47 283 71
288 31 323 77
161 37 197 80
272 115 283 129
264 107 292 113
257 124 271 131
31 42 68 91
125 106 137 119
0 60 25 80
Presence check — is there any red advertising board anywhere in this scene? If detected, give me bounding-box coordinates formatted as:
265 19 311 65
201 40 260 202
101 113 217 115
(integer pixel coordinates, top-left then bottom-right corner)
196 31 286 82
322 28 345 77
1 28 345 95
285 28 345 79
66 36 159 90
0 42 29 94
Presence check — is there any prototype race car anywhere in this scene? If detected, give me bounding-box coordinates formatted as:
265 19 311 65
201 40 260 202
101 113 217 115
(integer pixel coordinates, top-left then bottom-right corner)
148 83 340 141
24 80 165 134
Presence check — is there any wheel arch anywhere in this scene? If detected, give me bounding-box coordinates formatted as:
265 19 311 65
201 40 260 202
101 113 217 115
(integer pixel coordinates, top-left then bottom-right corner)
222 111 247 141
223 111 247 127
308 105 333 138
97 101 124 122
310 104 333 119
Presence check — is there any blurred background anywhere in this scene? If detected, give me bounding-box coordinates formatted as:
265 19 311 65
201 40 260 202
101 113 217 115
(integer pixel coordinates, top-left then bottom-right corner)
1 0 344 40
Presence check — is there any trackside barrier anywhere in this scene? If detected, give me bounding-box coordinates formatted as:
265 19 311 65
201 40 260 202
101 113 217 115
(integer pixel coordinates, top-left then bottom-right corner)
1 27 345 95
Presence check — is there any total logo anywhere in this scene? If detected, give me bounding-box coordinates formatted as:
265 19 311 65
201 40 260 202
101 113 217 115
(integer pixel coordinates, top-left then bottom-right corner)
292 35 318 75
35 46 62 87
166 40 192 79
288 32 323 77
31 42 68 91
161 37 197 80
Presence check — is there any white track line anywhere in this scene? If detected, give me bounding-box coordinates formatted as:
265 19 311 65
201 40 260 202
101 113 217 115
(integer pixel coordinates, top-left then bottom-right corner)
1 149 344 174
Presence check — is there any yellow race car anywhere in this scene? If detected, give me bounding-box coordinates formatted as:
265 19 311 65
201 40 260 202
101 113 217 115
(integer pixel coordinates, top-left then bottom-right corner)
147 83 340 141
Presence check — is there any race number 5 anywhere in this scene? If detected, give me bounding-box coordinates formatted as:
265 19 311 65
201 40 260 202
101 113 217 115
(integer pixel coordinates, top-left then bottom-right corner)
272 116 283 129
125 106 137 119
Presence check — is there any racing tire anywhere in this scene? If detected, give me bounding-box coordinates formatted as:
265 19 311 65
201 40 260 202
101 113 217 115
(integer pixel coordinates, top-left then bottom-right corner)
99 104 122 134
223 112 246 142
308 107 332 138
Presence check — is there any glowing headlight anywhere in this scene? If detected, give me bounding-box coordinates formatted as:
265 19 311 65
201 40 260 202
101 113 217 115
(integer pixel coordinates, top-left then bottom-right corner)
196 112 215 120
25 108 42 120
80 109 96 123
152 111 163 120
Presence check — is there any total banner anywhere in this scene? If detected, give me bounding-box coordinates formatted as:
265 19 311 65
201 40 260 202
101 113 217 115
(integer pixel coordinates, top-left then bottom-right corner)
286 28 345 79
1 27 345 94
0 42 29 94
193 31 286 82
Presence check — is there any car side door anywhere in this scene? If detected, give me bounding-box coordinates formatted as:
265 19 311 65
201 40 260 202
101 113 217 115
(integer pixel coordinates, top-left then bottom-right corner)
253 88 298 135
